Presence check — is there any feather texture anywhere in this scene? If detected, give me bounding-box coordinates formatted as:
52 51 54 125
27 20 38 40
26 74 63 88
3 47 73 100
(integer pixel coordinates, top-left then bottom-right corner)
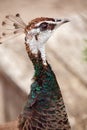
18 44 71 130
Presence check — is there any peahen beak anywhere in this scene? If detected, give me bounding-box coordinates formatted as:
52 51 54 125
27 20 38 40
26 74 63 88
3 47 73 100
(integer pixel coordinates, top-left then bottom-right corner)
55 18 70 28
62 19 70 23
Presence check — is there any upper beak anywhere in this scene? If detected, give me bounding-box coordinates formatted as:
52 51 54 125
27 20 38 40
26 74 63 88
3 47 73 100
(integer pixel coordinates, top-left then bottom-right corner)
55 18 70 27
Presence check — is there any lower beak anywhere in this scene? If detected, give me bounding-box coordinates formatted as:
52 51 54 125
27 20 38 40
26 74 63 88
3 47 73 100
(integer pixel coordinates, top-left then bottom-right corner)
62 19 70 24
55 18 70 28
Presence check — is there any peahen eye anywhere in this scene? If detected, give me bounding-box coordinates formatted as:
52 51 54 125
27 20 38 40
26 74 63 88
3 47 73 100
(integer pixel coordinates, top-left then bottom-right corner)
39 22 48 31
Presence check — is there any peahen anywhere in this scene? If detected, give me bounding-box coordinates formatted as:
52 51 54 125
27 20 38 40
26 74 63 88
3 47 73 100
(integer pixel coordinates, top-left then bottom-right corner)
0 14 71 130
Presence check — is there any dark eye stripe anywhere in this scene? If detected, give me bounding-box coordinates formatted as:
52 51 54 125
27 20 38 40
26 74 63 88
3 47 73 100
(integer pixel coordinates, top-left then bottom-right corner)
39 22 48 31
48 24 56 30
34 21 56 31
56 19 61 22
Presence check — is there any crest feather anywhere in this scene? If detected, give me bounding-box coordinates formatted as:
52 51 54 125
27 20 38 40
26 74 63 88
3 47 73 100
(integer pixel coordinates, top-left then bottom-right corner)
0 13 26 44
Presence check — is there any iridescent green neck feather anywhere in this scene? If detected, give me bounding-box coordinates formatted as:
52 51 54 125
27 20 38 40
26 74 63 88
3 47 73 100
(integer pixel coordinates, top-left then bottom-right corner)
18 43 71 130
24 43 61 111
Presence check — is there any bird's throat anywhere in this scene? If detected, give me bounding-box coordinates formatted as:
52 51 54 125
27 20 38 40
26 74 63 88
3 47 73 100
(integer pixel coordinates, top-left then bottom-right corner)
25 33 47 65
25 42 47 66
24 44 61 110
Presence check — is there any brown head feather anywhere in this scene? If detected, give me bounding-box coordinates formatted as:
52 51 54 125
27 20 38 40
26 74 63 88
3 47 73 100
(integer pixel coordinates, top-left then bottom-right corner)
26 17 55 31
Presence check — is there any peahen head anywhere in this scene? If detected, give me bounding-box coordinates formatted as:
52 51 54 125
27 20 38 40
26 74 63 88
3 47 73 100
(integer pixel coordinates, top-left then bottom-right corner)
0 14 69 65
25 17 69 65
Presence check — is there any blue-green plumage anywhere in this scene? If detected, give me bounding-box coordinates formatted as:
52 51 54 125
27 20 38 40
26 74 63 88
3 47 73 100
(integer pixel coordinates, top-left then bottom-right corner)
18 45 71 130
24 62 61 110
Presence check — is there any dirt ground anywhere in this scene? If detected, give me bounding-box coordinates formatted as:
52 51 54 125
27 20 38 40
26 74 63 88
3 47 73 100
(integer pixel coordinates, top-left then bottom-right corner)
0 0 87 129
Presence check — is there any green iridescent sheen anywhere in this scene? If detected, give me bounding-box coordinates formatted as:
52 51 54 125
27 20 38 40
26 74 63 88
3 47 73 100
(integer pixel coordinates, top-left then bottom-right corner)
24 59 61 111
18 48 71 130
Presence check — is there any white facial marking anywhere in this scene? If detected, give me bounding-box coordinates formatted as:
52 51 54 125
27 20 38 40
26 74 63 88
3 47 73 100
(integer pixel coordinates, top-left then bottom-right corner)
38 44 47 65
25 20 58 65
26 30 38 54
35 20 57 27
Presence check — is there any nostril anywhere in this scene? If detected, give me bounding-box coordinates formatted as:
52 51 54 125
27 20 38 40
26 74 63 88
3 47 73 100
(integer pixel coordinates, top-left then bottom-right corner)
56 19 62 22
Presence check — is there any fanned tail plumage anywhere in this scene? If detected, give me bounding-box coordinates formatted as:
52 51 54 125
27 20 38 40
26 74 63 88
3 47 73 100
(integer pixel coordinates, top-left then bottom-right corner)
0 13 26 44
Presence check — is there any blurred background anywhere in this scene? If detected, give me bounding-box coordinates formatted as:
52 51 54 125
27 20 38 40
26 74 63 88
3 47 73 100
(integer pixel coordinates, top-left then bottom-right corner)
0 0 87 129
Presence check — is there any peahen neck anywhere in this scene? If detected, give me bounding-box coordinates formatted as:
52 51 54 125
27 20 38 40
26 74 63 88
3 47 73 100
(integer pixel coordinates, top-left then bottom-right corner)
24 43 62 110
18 43 71 130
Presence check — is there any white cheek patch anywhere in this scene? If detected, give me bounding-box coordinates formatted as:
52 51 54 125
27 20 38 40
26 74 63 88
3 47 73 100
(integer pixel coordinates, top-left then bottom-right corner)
30 28 40 34
25 28 53 65
38 30 52 44
27 28 40 35
26 28 40 54
26 32 38 54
